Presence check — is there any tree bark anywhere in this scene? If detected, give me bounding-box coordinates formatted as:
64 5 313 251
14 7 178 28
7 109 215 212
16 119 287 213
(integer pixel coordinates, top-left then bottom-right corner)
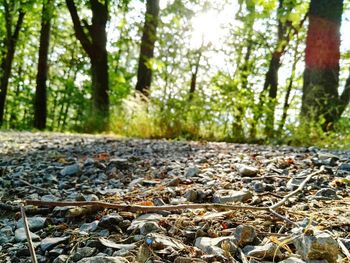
34 0 52 130
301 0 344 129
135 0 160 97
189 51 202 101
0 4 25 126
66 0 109 127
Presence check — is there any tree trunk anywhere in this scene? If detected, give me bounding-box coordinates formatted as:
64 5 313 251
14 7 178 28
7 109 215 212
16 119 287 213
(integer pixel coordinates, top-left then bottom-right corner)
0 6 25 126
34 0 52 130
135 0 160 96
301 0 344 129
189 51 202 101
66 0 109 127
263 0 287 137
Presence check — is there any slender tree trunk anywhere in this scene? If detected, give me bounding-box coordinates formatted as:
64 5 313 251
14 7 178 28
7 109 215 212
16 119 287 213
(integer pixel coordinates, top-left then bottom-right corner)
189 51 202 101
301 0 345 129
278 38 301 133
34 0 52 130
0 6 25 126
66 0 109 128
135 0 160 96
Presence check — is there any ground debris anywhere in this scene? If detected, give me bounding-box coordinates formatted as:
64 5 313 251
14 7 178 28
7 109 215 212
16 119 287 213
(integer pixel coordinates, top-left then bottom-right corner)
0 132 349 262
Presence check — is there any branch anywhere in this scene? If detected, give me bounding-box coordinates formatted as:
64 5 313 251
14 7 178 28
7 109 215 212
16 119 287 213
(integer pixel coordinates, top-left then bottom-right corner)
65 0 93 57
20 204 38 263
269 167 325 210
12 9 25 45
24 200 268 213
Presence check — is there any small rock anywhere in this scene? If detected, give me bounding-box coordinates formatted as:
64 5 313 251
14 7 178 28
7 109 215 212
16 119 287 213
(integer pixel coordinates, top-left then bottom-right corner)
60 163 81 176
80 221 99 233
16 216 46 231
41 236 69 252
234 225 256 245
314 188 340 200
236 164 259 177
184 189 198 202
127 213 163 233
140 221 162 235
293 231 339 263
185 166 199 177
108 158 128 169
15 228 40 242
76 256 130 263
195 236 237 255
98 214 123 231
251 181 265 193
339 163 350 172
0 233 13 245
243 242 283 259
213 189 252 203
146 233 186 250
53 255 69 263
41 194 59 202
71 247 97 261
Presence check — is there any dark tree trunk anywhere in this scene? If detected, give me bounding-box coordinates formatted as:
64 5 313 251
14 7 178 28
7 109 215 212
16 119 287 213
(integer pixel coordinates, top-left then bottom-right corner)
263 0 288 137
301 0 346 129
66 0 109 127
0 5 25 126
135 0 160 96
34 0 52 130
189 51 201 101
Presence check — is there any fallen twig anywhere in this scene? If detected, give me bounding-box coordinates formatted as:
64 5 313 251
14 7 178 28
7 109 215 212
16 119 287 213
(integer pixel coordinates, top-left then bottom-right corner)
24 200 298 226
20 204 38 263
0 202 51 215
19 179 53 194
25 200 268 212
338 238 350 261
269 167 325 210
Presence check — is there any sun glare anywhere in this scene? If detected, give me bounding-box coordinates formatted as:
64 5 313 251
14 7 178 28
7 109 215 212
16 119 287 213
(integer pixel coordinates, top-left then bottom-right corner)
190 11 224 49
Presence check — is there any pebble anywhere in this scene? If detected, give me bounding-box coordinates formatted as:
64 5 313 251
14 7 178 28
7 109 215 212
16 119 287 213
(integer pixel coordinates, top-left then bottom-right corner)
233 224 256 245
71 247 97 261
60 163 81 176
314 188 340 200
213 189 252 203
14 228 40 242
293 231 339 263
185 165 200 177
195 236 237 256
184 189 198 202
80 220 99 233
236 164 259 177
40 236 70 252
98 214 123 231
243 242 283 259
16 216 46 231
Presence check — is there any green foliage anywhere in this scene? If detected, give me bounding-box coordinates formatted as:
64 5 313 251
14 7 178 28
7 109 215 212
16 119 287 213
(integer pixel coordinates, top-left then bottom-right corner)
1 0 350 149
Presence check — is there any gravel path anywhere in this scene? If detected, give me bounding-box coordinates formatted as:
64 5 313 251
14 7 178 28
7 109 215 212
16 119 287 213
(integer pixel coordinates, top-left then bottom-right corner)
0 132 349 263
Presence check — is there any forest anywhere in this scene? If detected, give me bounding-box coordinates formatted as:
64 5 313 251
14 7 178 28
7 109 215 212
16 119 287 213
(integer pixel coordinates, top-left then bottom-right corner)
1 0 350 147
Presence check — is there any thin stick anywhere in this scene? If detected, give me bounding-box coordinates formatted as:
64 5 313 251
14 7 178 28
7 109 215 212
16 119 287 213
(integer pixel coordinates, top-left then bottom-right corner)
20 204 38 263
269 167 325 210
338 238 350 261
19 179 53 194
25 200 269 213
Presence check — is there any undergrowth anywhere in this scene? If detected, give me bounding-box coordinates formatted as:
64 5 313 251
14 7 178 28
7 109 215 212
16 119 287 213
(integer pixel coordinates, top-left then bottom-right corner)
107 95 350 149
